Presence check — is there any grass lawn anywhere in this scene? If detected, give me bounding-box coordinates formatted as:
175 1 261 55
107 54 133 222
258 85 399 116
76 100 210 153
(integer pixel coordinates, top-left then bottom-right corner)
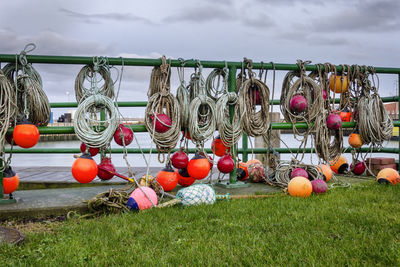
1 181 400 266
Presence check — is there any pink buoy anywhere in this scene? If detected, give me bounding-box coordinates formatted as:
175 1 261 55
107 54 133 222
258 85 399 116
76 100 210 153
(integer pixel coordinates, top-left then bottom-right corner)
322 89 327 100
290 167 309 179
129 186 158 210
289 95 307 113
326 113 342 130
351 161 366 175
311 179 328 194
150 114 172 133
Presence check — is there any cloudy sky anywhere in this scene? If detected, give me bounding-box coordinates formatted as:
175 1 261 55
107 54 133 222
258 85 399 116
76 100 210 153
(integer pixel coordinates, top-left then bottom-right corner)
1 0 399 118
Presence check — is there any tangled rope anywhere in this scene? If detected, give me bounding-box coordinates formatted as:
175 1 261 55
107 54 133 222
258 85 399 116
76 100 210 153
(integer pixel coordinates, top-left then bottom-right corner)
272 159 322 188
74 57 114 103
2 44 50 126
176 61 189 130
310 63 343 163
188 63 216 144
0 70 16 170
74 94 119 148
206 68 227 101
145 57 180 161
238 58 270 137
357 68 393 146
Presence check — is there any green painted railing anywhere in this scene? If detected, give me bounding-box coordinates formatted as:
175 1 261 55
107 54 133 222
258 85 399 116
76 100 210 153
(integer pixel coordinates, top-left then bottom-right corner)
0 54 399 192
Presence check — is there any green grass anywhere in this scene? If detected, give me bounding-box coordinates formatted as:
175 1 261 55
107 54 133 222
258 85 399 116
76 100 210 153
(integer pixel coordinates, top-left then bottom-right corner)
1 181 400 266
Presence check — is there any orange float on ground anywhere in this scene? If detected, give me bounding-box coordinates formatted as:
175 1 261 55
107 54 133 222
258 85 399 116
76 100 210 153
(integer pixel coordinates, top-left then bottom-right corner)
288 176 313 198
376 168 400 185
317 164 333 182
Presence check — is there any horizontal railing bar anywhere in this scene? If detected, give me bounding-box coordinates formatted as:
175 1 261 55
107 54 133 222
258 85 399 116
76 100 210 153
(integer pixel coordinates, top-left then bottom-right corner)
1 54 400 73
6 121 400 135
5 147 398 154
49 96 400 108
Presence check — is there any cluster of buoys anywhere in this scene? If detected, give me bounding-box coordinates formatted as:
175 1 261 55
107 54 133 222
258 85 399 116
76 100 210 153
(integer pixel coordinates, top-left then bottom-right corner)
287 166 329 197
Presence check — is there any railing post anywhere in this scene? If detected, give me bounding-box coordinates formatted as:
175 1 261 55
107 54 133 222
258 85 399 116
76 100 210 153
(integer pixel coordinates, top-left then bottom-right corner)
398 74 400 171
228 65 237 185
242 133 248 163
0 158 3 199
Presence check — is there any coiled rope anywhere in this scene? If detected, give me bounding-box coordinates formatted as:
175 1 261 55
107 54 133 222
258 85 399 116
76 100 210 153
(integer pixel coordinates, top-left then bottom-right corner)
73 57 118 148
188 63 217 144
145 57 180 162
238 58 270 137
311 63 343 163
2 44 50 126
176 59 189 131
0 70 16 171
215 66 242 148
74 57 114 103
357 68 393 146
206 68 227 101
273 159 322 188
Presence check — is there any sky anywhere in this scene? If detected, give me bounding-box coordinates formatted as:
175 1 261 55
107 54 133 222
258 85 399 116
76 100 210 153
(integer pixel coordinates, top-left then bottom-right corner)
0 0 399 119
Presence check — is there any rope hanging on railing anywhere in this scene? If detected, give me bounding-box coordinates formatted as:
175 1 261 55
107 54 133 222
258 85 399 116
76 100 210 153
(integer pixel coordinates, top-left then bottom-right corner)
206 68 228 101
74 57 114 103
238 58 270 137
0 70 17 171
144 56 180 162
176 59 189 131
73 57 118 148
2 44 51 126
215 66 242 148
356 67 393 146
311 63 343 164
188 62 216 145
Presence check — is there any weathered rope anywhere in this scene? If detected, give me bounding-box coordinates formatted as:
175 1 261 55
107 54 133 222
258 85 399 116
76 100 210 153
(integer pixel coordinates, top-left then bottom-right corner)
206 68 228 101
238 58 270 137
188 63 216 144
74 57 114 103
357 68 393 146
176 60 189 130
145 57 180 162
273 159 322 188
2 44 50 126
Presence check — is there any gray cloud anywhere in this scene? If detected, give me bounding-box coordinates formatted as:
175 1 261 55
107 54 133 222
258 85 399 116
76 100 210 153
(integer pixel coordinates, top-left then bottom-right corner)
254 0 324 5
241 13 276 28
59 8 156 25
163 5 236 23
0 29 113 56
312 0 400 32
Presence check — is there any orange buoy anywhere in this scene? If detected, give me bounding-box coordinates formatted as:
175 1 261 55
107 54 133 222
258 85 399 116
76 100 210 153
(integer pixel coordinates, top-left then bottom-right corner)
176 168 196 187
339 110 351 122
376 168 400 185
156 164 178 191
13 118 40 148
2 166 19 194
187 152 210 180
317 164 333 182
237 162 248 181
71 154 98 184
329 73 349 93
329 156 349 174
348 133 363 148
288 176 313 197
211 136 229 157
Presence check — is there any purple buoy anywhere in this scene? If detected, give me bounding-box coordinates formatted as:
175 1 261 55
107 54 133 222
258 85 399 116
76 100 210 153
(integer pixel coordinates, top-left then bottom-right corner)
311 179 328 194
351 161 366 175
290 167 309 179
326 113 342 130
289 95 307 113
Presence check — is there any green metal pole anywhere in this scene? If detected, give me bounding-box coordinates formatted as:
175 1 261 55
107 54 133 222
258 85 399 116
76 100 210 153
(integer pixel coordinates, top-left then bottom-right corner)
242 133 248 163
0 158 3 199
398 74 400 171
228 66 237 185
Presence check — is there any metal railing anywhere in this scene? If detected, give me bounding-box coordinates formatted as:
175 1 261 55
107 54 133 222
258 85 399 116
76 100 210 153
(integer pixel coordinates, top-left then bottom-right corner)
0 54 399 195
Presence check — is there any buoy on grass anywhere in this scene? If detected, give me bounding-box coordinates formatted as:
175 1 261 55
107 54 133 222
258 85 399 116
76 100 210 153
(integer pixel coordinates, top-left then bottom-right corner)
288 176 313 197
127 186 158 211
311 179 328 194
290 167 309 180
376 168 400 185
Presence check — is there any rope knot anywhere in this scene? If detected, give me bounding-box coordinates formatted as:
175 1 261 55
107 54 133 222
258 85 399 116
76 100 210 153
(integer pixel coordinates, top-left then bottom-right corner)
227 92 237 104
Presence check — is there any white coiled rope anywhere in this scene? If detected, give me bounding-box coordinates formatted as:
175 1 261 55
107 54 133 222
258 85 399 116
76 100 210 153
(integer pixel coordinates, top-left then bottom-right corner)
74 94 118 148
188 64 216 144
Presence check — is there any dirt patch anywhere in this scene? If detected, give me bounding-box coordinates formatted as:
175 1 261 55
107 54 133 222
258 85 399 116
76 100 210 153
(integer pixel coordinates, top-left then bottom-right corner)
0 215 67 234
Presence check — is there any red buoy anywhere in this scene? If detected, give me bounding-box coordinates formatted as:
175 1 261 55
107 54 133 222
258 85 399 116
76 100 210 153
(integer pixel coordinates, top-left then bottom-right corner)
289 95 307 113
13 118 39 148
327 113 342 130
71 154 98 184
351 161 366 175
2 166 19 194
290 168 309 180
311 179 328 194
113 124 134 146
97 157 116 180
217 154 235 174
171 148 189 169
150 114 172 133
80 143 99 157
